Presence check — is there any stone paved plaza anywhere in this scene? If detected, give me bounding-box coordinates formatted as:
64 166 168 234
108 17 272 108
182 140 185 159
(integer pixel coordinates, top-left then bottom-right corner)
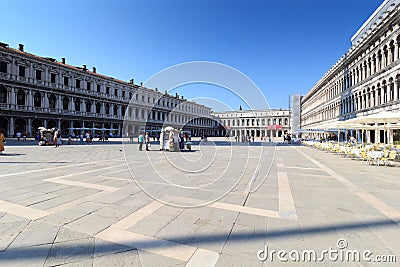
0 138 399 266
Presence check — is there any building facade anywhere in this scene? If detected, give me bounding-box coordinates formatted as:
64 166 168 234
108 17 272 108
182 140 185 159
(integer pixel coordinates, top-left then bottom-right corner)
212 109 291 139
0 43 215 138
301 0 400 143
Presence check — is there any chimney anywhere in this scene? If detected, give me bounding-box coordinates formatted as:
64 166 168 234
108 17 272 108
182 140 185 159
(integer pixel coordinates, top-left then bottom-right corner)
140 82 143 87
83 64 87 71
181 96 184 99
129 79 134 84
92 67 96 73
155 88 158 92
18 44 24 52
61 58 66 64
176 93 179 98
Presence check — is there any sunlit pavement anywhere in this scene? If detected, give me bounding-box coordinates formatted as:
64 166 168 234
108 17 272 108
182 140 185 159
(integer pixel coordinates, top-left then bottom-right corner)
0 138 399 266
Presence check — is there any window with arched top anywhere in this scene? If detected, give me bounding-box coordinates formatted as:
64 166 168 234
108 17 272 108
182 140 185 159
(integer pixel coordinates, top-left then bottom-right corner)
49 94 56 109
114 104 118 115
0 85 7 103
86 100 92 113
96 102 101 113
105 103 110 114
62 96 69 110
34 92 41 107
17 90 25 105
75 99 80 112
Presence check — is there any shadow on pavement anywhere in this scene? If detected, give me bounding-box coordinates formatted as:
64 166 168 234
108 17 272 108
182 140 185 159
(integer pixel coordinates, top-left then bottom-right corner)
0 218 398 261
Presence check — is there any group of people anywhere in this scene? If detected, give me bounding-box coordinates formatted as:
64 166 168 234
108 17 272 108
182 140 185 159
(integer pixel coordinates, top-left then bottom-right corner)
234 135 256 142
137 128 191 152
138 132 151 151
283 133 292 144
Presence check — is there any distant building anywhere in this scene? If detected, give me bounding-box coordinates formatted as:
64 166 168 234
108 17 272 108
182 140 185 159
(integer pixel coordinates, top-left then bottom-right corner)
0 43 215 137
212 109 291 139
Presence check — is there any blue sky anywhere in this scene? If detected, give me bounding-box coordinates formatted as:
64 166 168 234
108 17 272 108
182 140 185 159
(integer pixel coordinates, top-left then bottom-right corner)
1 0 383 111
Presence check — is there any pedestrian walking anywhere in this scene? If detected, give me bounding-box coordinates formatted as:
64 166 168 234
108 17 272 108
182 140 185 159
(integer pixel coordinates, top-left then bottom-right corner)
0 130 5 154
54 130 61 147
179 130 184 150
85 132 90 144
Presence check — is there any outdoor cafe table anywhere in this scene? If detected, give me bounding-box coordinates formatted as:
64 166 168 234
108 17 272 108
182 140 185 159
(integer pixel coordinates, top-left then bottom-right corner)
367 151 384 165
351 148 361 158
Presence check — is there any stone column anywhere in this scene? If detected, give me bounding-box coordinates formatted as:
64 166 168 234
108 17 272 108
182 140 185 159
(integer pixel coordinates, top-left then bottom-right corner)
82 100 86 113
43 119 47 128
58 120 61 131
394 82 399 101
394 43 399 61
27 118 32 136
69 121 73 136
28 90 33 110
9 117 14 137
44 93 49 110
58 95 62 111
70 97 75 112
10 87 15 107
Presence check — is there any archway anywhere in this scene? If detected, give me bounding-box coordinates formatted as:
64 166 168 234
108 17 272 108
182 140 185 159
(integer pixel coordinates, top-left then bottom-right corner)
0 85 7 104
17 90 25 106
32 119 43 136
34 92 42 107
47 119 57 129
0 116 8 136
61 121 69 136
72 121 82 136
14 118 27 135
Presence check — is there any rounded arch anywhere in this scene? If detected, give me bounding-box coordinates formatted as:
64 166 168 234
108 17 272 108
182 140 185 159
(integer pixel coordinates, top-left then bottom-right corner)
0 116 8 136
47 119 57 129
73 121 81 128
75 98 81 112
0 85 7 103
49 94 57 109
17 89 26 106
86 100 92 113
34 91 42 107
32 119 43 136
62 96 69 110
61 121 69 136
95 102 101 113
14 118 27 134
